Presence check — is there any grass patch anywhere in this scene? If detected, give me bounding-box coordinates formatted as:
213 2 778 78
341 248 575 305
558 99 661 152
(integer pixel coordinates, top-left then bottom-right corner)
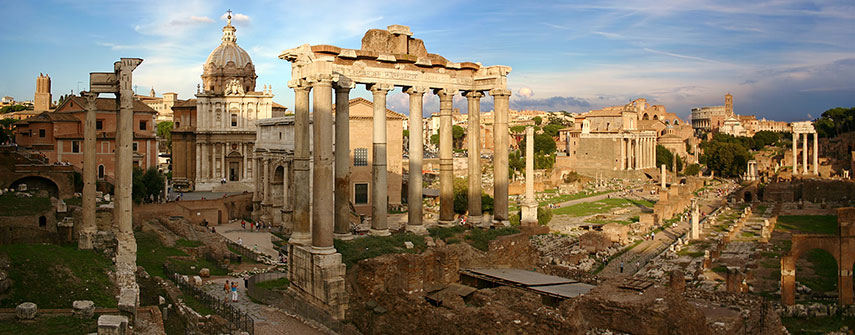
334 232 427 268
136 231 189 278
798 249 838 293
677 249 704 258
0 193 52 216
175 239 204 248
255 277 290 291
0 243 117 308
170 258 228 277
64 196 82 207
781 315 855 334
711 265 728 274
756 205 768 213
777 215 838 234
553 198 654 217
463 227 520 251
537 190 611 206
741 231 756 238
0 315 96 335
181 293 214 316
428 226 466 241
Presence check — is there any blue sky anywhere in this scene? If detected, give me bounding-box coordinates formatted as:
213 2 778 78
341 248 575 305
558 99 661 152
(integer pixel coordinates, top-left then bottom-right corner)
1 0 853 121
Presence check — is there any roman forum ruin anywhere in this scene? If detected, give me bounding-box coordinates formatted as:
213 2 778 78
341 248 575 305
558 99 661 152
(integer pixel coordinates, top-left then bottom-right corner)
278 24 511 317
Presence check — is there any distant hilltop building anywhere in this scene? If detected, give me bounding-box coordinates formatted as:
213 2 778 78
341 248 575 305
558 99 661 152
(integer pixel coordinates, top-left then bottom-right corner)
135 87 179 123
34 73 52 112
691 93 790 136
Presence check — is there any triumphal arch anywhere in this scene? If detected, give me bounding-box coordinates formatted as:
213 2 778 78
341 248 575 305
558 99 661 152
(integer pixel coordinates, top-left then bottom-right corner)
279 25 511 318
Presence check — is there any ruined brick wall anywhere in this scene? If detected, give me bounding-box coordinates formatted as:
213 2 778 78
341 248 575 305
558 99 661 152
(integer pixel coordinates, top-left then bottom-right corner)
765 180 855 203
133 193 253 225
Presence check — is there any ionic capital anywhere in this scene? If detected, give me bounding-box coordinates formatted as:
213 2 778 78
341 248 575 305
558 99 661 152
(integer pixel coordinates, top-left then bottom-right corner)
333 76 355 91
367 83 394 94
306 73 335 86
404 86 428 96
464 91 484 100
490 88 512 97
81 91 99 108
434 88 458 100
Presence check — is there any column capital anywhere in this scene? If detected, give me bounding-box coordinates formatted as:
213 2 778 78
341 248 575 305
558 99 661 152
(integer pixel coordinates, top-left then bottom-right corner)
333 77 355 91
81 91 99 107
288 79 312 91
489 88 511 97
434 88 458 99
367 82 394 93
464 91 484 100
404 86 428 96
114 58 143 72
306 74 335 86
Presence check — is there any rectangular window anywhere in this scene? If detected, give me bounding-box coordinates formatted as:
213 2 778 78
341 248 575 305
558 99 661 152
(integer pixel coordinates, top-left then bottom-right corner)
231 114 238 127
354 148 368 166
39 129 45 137
72 141 80 153
96 120 103 130
354 183 369 205
139 120 147 130
132 142 138 152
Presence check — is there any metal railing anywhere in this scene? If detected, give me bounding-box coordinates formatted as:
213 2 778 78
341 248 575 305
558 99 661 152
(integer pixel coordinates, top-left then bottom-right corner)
164 264 254 335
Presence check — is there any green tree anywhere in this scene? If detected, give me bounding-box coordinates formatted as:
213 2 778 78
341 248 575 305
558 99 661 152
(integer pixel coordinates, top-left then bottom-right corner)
156 121 173 151
700 141 752 177
520 133 557 155
0 104 28 114
537 206 553 225
402 129 409 138
430 134 439 146
452 125 465 149
752 130 780 149
814 107 855 138
684 163 701 176
133 167 166 203
542 123 563 137
532 116 542 126
0 118 17 144
510 125 527 133
655 145 683 172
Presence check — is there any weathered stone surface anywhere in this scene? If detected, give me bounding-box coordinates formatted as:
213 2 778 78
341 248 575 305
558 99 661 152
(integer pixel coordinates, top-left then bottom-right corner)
16 302 37 320
192 276 203 286
97 314 128 335
579 231 611 253
199 268 210 278
73 300 95 319
669 270 686 293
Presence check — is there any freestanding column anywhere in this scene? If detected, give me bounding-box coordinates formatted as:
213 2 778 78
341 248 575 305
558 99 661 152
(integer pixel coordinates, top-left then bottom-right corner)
661 164 667 189
802 132 808 174
690 200 700 240
79 91 98 249
437 88 457 226
369 83 393 236
635 139 641 170
491 88 512 225
310 75 335 252
619 138 626 170
465 91 484 225
521 126 538 225
334 80 354 240
792 133 798 174
262 159 270 204
406 86 427 234
289 84 312 246
813 132 819 175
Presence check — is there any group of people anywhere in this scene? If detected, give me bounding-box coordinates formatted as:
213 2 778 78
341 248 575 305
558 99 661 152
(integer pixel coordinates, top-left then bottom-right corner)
240 219 269 232
223 280 239 302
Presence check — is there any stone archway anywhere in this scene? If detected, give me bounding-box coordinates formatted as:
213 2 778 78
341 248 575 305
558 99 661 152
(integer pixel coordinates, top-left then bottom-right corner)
642 113 649 120
10 176 60 198
744 191 753 203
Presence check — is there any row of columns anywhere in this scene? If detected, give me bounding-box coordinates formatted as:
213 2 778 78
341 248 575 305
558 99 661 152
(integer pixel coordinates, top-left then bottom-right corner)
619 137 656 170
194 142 251 182
792 132 819 175
287 76 511 250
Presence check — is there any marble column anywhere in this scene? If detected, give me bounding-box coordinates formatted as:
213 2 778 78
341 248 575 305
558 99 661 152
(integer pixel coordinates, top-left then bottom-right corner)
114 58 142 297
812 132 819 175
334 80 354 240
491 88 512 225
406 86 427 234
437 88 457 226
802 132 808 174
79 91 98 249
635 139 641 170
619 138 626 170
262 159 270 204
661 164 667 189
310 75 335 252
369 83 393 236
792 133 798 174
195 143 201 185
690 200 700 240
521 126 537 225
465 91 483 225
290 84 312 246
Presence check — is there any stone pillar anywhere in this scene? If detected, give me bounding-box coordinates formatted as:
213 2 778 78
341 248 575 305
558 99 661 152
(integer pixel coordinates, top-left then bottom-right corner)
310 75 335 251
491 88 511 225
802 132 808 174
466 91 483 225
690 200 699 240
334 80 354 240
635 139 641 170
661 164 667 189
406 87 427 234
521 126 538 225
282 161 290 211
79 91 98 249
114 58 142 311
290 84 312 246
437 88 457 226
619 138 626 170
792 132 798 174
812 132 819 175
369 83 393 236
262 159 270 204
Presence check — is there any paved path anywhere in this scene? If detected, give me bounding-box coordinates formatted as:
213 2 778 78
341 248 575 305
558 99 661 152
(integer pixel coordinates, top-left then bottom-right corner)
216 221 279 258
204 277 326 335
169 191 244 201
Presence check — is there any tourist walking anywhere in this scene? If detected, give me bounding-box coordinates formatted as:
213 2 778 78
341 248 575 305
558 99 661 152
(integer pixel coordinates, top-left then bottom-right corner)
238 237 243 246
620 262 624 273
231 281 238 302
223 280 230 302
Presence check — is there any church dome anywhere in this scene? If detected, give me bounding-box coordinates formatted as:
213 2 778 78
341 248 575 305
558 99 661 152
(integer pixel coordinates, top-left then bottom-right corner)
201 12 257 95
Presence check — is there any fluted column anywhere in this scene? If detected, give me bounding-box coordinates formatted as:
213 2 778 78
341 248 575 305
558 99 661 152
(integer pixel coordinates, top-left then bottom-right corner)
813 132 819 175
491 88 511 224
79 91 98 249
437 88 458 226
334 80 354 239
369 83 393 236
466 91 484 225
310 75 335 252
262 159 270 204
290 84 312 246
802 132 808 174
406 86 427 234
792 133 798 174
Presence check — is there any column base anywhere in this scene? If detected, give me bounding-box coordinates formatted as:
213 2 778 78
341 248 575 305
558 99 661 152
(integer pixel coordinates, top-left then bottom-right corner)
334 233 354 241
311 246 337 255
289 232 312 246
405 224 429 235
469 215 483 224
438 220 455 227
492 219 510 227
78 230 96 250
287 245 347 320
369 228 391 237
521 204 538 226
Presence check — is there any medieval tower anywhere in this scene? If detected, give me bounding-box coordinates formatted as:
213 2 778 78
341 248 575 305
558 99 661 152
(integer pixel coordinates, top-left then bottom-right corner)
725 93 733 116
34 73 52 112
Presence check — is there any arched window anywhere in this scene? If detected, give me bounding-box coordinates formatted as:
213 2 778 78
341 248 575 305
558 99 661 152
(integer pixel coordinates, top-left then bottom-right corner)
98 165 105 179
231 114 238 127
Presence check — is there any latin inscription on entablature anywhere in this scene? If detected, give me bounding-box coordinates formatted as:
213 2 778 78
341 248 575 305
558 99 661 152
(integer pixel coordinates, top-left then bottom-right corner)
336 66 476 87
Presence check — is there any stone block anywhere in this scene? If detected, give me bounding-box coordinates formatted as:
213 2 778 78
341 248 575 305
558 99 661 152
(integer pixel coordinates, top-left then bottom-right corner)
117 288 137 323
199 268 210 278
403 241 414 249
16 302 37 320
97 315 128 335
73 300 95 319
192 276 203 286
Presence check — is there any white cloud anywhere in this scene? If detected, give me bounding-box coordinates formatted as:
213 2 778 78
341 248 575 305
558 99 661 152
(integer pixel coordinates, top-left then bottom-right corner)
221 12 251 25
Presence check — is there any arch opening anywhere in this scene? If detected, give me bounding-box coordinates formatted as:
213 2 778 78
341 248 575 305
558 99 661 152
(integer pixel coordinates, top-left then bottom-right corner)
10 176 59 198
795 248 838 302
